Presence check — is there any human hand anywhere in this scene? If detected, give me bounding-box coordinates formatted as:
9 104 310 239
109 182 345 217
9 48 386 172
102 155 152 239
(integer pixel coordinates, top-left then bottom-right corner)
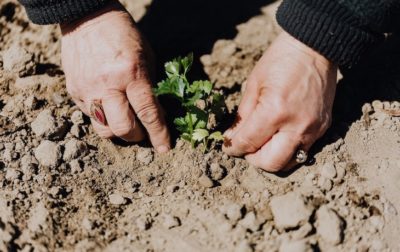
60 1 170 152
223 31 338 172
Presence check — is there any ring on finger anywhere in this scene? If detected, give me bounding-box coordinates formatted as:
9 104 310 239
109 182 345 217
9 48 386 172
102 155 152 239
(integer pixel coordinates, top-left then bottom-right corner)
295 149 308 164
90 99 107 126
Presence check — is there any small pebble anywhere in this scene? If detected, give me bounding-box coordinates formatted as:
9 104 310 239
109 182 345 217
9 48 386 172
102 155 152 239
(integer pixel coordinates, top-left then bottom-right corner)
5 168 22 181
208 163 226 181
136 148 153 165
225 203 244 222
69 159 83 173
318 177 333 192
269 192 313 230
320 162 337 179
70 124 83 138
34 140 62 167
31 109 68 140
316 205 345 245
109 193 127 205
239 211 261 232
372 100 383 110
198 174 214 188
82 217 93 231
71 110 85 125
63 138 89 162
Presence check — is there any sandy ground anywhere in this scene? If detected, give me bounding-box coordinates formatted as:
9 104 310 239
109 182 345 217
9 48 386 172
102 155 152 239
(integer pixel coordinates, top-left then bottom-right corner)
0 0 400 251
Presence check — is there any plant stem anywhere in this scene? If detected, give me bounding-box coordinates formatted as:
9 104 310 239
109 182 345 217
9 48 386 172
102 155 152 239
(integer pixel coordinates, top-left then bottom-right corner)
187 112 195 148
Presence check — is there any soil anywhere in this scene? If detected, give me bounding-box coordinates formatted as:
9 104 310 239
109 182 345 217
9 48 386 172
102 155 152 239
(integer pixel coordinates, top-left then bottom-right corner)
1 0 400 252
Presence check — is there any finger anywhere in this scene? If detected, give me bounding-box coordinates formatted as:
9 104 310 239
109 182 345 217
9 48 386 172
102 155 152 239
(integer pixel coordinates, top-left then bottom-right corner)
223 102 279 157
245 131 308 173
90 118 114 139
127 80 171 153
224 78 258 138
102 91 145 142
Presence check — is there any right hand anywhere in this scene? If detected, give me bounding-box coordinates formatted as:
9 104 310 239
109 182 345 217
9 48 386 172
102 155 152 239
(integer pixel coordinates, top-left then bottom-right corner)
60 1 171 153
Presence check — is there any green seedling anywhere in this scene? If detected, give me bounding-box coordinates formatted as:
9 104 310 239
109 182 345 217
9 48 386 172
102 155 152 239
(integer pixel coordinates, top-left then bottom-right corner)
154 53 224 151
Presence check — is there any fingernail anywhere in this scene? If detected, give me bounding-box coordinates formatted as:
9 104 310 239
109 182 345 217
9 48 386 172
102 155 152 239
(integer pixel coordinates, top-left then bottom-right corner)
156 145 170 153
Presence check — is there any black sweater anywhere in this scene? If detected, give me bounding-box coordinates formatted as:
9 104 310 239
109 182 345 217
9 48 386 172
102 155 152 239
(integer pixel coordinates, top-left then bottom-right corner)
19 0 400 67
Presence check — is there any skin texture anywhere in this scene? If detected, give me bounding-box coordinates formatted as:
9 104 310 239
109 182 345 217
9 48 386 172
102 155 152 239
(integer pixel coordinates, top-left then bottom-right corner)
60 1 171 153
222 31 338 172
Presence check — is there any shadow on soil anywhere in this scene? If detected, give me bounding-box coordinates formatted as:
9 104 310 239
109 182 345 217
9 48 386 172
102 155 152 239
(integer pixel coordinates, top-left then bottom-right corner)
138 0 275 141
312 33 400 160
138 0 275 80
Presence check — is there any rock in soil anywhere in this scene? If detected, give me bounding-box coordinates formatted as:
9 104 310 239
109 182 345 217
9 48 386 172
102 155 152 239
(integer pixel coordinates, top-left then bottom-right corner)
71 110 85 125
269 192 313 230
31 109 68 140
198 174 214 188
207 163 226 181
315 205 345 245
109 193 127 206
2 45 36 77
136 148 153 165
63 138 89 162
320 162 337 179
224 203 244 222
34 140 62 167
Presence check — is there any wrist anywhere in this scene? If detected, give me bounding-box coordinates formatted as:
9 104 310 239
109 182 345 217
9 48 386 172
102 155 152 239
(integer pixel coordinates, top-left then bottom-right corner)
60 0 126 35
281 31 337 71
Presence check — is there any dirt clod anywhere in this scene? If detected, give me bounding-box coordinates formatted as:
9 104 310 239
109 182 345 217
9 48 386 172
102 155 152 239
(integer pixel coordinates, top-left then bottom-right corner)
270 192 313 230
315 205 345 245
31 109 68 140
63 138 88 162
2 45 36 77
34 140 61 167
136 148 153 165
109 193 127 205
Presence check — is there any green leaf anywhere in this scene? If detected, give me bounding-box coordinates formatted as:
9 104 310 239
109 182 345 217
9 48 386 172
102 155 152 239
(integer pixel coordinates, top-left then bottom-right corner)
187 107 208 129
209 131 224 141
188 80 213 95
181 53 193 75
154 77 186 100
192 129 209 142
153 79 173 96
174 117 189 133
181 133 192 142
183 91 202 107
165 61 181 77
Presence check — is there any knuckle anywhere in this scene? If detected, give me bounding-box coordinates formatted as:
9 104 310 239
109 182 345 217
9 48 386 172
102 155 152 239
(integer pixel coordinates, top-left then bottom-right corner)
136 104 161 127
235 135 258 153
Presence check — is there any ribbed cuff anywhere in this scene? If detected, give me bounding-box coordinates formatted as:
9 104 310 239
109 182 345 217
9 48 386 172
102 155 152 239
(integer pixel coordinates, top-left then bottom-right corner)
19 0 111 25
276 0 383 67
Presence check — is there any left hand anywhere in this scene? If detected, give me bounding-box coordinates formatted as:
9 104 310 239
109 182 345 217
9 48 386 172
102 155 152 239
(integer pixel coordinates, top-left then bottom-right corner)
223 32 338 172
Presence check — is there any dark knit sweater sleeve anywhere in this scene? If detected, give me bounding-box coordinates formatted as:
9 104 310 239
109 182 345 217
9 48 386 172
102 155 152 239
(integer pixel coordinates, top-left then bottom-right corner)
276 0 399 67
18 0 111 25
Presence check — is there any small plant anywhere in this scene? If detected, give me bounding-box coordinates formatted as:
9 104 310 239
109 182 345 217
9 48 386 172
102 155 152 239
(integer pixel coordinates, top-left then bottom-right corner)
154 53 224 151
